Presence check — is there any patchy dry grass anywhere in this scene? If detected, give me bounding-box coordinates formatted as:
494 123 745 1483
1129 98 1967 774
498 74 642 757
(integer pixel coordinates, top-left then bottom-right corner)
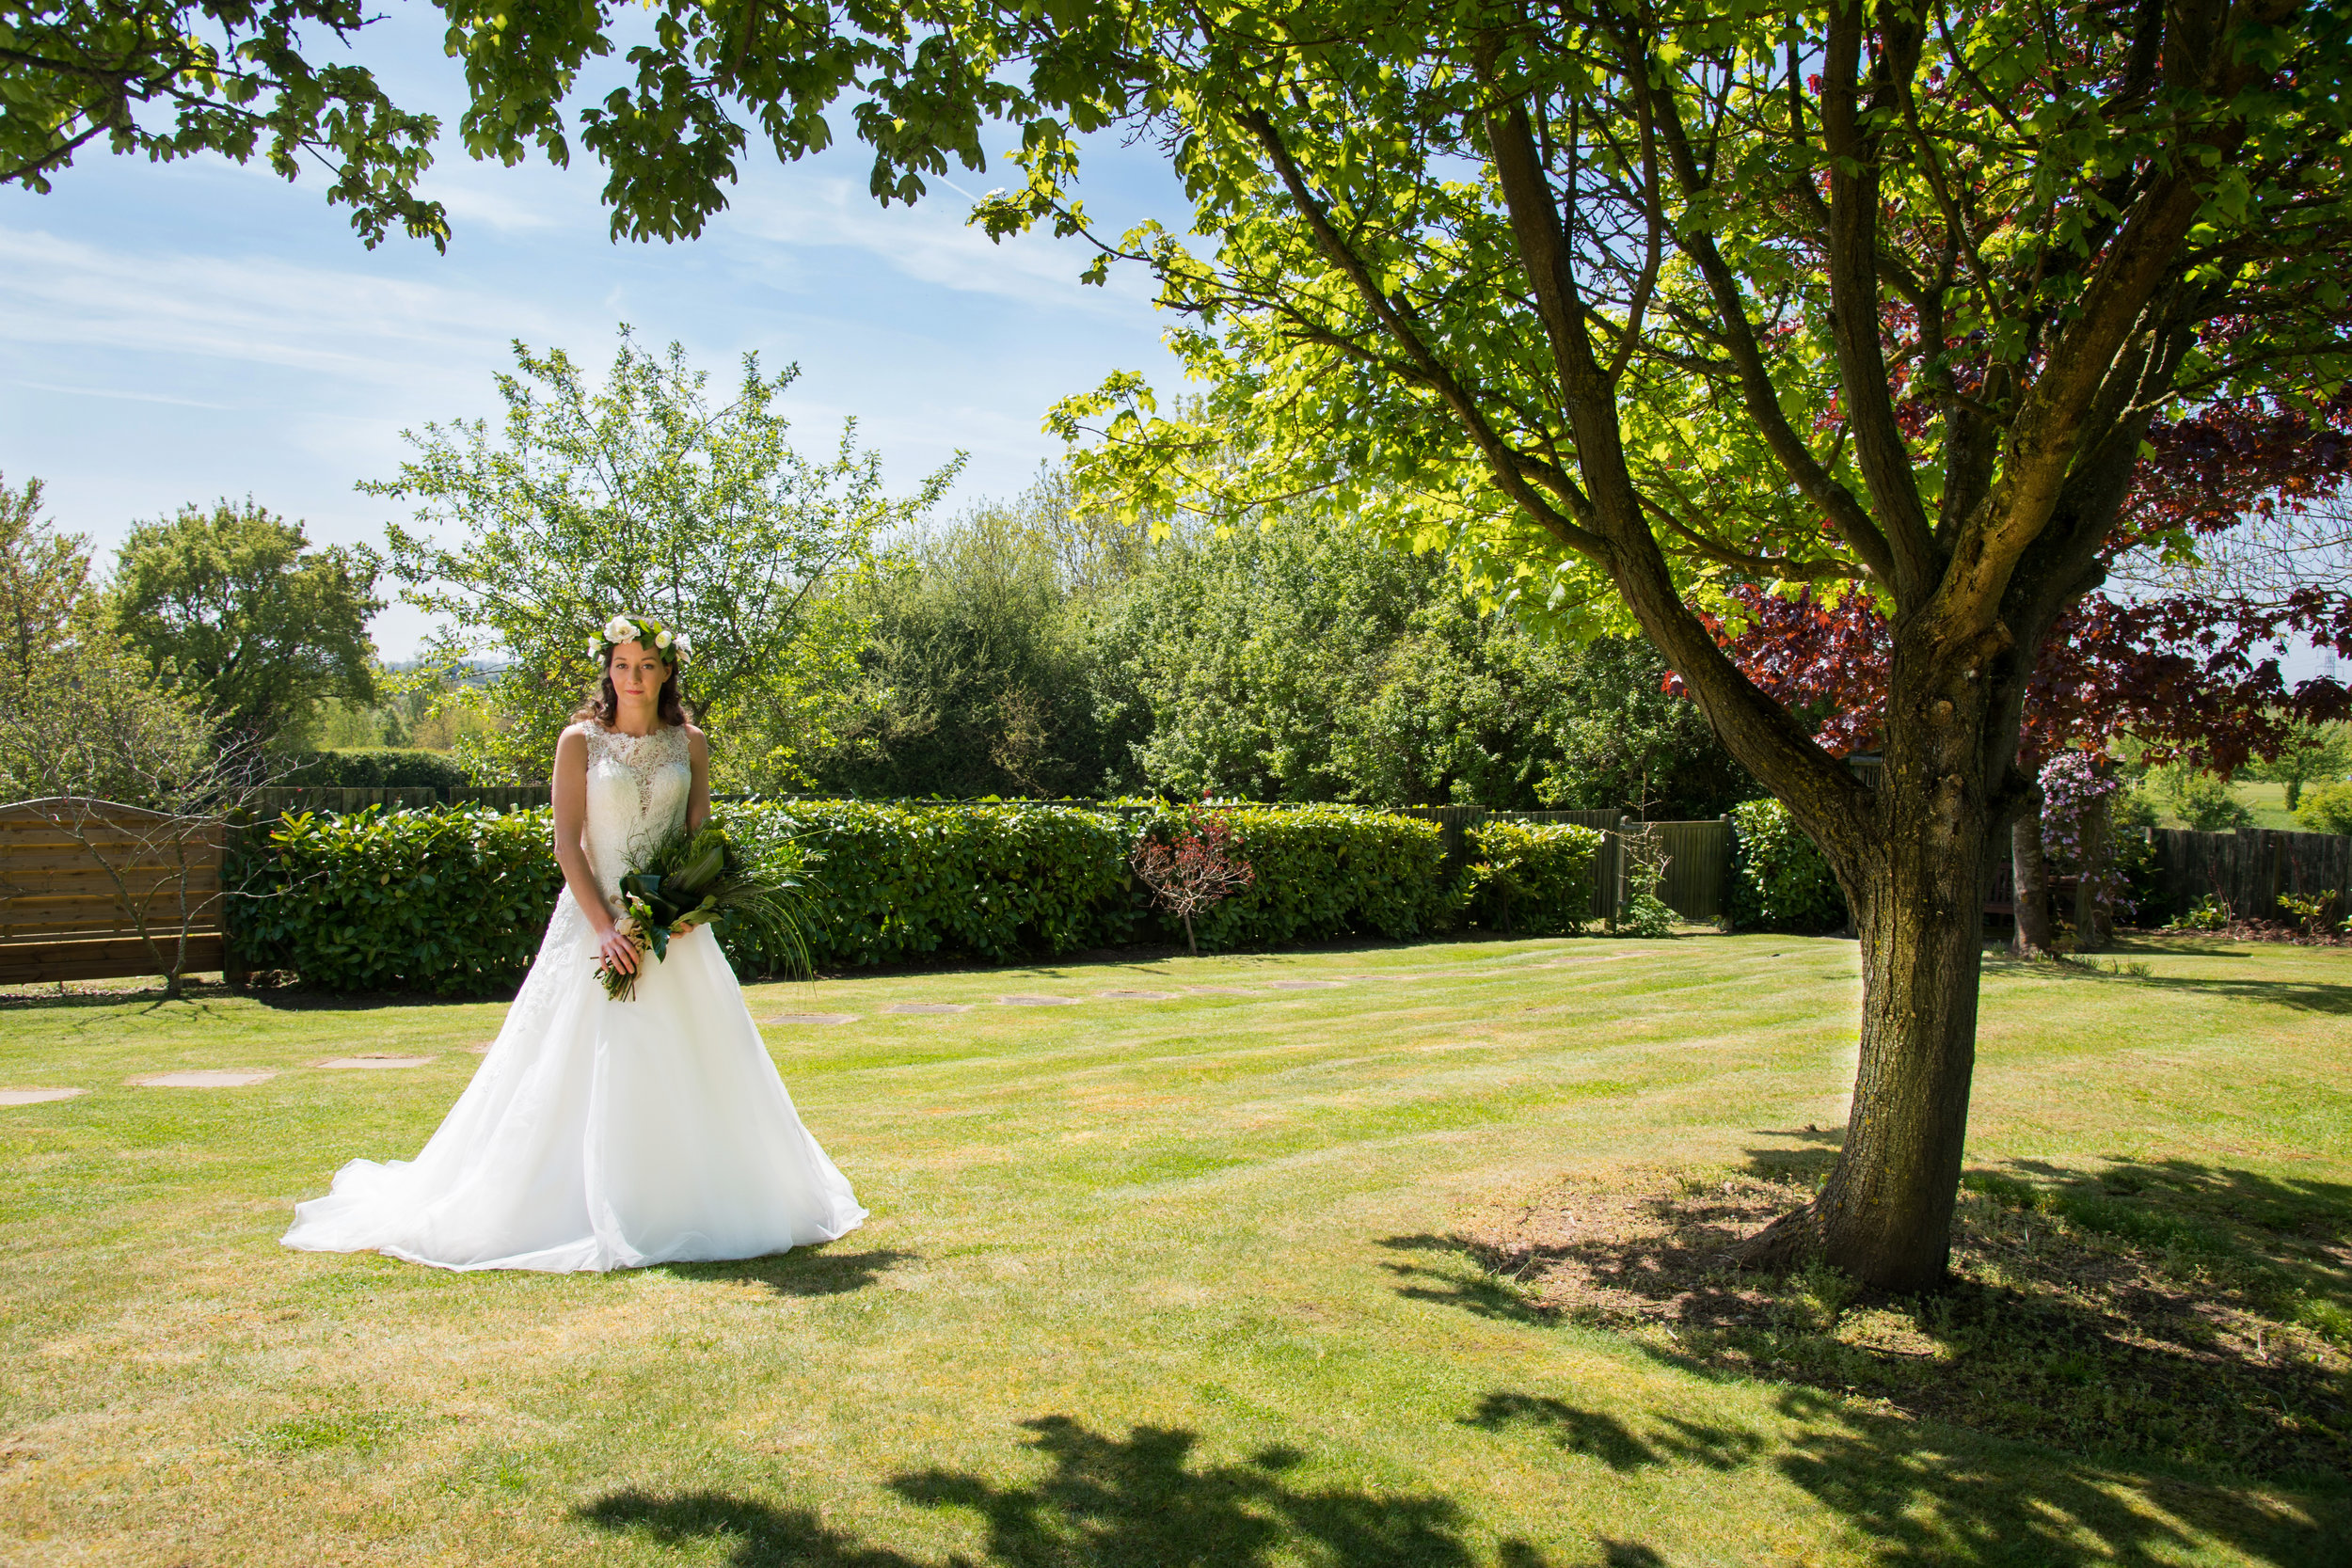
0 932 2346 1566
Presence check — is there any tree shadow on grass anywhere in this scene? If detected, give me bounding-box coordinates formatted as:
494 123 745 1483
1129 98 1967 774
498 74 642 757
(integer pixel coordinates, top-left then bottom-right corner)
575 1492 919 1567
1394 1158 2351 1546
1375 1234 1553 1326
1462 1383 2341 1566
658 1247 916 1298
2122 974 2352 1015
1463 1393 1762 1473
1765 1387 2343 1567
578 1415 1560 1566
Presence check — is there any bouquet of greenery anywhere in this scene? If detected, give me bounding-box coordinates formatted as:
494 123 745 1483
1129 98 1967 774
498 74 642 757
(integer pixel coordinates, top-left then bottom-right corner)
597 817 818 1000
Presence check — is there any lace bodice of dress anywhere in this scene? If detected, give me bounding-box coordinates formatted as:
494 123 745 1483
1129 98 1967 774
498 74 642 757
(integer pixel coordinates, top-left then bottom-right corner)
580 721 692 903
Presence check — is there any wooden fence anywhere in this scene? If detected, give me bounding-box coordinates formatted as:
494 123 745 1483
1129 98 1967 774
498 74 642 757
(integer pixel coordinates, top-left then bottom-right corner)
1389 806 1732 923
0 799 224 984
2144 827 2352 920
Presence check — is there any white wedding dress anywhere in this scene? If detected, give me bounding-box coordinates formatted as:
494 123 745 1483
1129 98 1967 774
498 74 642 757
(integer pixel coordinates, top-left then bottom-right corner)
282 721 866 1272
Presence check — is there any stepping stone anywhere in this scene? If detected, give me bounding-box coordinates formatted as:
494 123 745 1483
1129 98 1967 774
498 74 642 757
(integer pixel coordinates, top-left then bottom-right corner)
1267 980 1344 990
469 1042 496 1054
763 1013 860 1026
127 1070 276 1088
316 1055 435 1069
883 1003 972 1015
0 1087 84 1106
1185 986 1258 996
1097 990 1178 1001
995 994 1079 1006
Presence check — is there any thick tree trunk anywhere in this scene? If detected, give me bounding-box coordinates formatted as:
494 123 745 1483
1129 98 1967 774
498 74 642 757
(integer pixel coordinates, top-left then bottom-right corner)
1735 629 1997 1294
1739 801 1989 1291
2010 784 2057 957
2074 796 2112 951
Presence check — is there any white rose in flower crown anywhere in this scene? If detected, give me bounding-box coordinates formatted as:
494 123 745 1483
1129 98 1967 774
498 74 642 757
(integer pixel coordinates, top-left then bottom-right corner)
675 633 691 657
603 613 636 643
655 629 674 649
586 638 602 659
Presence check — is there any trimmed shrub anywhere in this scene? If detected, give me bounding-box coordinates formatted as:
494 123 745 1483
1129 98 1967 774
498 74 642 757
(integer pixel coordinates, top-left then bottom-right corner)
727 800 1139 972
282 749 475 791
1464 820 1603 936
232 806 563 994
230 798 1468 990
1726 798 1846 932
1136 803 1456 951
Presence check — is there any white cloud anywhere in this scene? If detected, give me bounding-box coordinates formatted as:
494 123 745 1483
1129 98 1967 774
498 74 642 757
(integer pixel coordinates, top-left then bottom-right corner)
0 225 568 384
7 378 238 410
723 173 1159 317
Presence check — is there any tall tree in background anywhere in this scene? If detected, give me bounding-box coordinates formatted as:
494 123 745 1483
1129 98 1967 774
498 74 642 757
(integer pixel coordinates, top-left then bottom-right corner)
815 481 1144 800
812 490 1754 810
1103 510 1751 812
0 474 89 691
0 474 217 817
112 499 380 743
376 330 961 786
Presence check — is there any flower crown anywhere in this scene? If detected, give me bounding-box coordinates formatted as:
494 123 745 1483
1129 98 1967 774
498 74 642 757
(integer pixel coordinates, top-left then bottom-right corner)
589 611 691 664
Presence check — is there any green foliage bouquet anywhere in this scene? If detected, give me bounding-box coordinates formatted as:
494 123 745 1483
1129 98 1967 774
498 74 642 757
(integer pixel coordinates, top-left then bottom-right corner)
600 817 816 1000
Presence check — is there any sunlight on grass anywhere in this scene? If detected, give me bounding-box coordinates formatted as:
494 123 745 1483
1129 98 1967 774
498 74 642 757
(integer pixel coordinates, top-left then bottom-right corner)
0 933 2344 1564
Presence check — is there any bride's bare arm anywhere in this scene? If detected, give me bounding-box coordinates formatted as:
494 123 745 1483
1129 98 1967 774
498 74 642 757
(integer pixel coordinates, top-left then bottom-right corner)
552 726 641 974
665 725 715 938
684 725 711 834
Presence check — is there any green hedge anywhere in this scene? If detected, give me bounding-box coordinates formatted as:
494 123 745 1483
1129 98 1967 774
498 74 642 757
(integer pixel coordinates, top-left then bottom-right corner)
281 749 475 790
1725 798 1847 932
1136 803 1457 951
229 799 1480 991
1464 820 1603 936
727 800 1138 972
232 806 563 995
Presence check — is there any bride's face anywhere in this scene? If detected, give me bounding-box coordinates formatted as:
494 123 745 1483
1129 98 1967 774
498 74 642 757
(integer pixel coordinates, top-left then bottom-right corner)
608 641 669 704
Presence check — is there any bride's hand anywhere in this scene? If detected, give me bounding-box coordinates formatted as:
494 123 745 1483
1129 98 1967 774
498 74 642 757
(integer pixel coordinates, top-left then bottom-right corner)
596 924 640 974
669 921 697 938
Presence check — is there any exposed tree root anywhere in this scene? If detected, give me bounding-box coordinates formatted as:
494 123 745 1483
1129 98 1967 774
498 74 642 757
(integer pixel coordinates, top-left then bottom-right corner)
1727 1201 1826 1272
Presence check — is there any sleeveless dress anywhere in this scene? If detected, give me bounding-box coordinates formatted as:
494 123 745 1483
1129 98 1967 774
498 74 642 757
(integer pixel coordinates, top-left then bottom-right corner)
281 721 867 1272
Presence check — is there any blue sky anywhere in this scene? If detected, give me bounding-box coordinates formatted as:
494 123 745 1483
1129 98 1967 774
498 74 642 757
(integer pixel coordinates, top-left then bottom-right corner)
0 8 1195 657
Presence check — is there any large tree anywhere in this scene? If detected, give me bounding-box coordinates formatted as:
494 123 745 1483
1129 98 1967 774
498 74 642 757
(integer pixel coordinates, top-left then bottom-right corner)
22 0 2352 1291
375 331 960 786
113 498 381 743
1689 391 2352 949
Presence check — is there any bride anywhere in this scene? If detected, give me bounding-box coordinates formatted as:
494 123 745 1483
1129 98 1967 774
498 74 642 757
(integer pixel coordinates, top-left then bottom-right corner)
283 614 867 1272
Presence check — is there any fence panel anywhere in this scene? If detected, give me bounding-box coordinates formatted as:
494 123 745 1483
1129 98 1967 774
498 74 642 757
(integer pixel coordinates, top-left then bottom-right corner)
0 799 225 983
1629 819 1731 923
2150 826 2352 920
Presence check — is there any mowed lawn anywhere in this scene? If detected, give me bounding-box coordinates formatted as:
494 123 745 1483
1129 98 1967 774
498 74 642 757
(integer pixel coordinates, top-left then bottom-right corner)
0 934 2345 1567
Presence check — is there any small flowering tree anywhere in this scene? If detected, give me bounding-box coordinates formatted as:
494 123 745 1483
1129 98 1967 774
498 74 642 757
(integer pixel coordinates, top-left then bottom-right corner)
2040 752 2133 952
1132 810 1255 958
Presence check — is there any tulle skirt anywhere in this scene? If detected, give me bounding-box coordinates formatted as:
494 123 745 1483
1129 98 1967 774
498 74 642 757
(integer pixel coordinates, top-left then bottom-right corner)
282 890 866 1272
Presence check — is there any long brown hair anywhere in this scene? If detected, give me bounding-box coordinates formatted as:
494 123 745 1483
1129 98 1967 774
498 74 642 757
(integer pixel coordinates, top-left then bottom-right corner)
574 647 691 730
